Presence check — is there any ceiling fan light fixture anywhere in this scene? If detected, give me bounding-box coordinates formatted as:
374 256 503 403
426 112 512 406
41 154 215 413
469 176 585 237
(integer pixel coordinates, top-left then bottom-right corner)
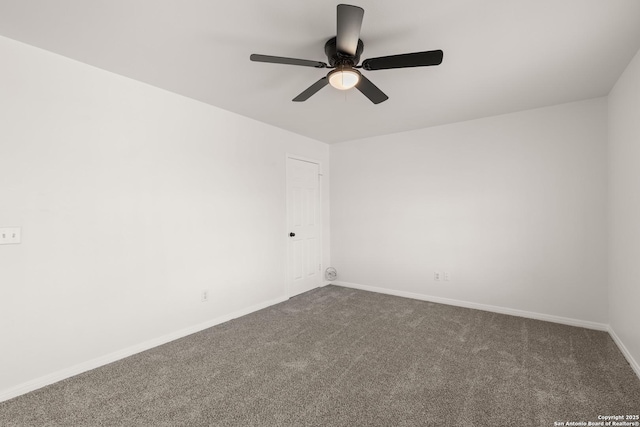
328 67 361 90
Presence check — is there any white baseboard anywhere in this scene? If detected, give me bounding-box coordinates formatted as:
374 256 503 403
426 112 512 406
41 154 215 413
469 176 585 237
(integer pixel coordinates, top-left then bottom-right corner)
608 327 640 381
0 295 289 403
4 284 637 403
332 281 609 331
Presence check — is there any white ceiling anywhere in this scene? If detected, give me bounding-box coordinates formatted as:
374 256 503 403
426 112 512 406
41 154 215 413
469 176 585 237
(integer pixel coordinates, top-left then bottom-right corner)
1 0 639 143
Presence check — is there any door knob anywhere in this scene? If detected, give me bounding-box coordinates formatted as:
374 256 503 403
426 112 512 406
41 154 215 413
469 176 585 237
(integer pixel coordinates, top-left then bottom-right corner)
289 232 295 237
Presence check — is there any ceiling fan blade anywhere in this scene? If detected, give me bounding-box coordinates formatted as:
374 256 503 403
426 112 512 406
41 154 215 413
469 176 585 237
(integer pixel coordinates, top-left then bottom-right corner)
336 4 364 56
292 77 329 102
361 50 443 71
250 54 327 68
356 75 388 104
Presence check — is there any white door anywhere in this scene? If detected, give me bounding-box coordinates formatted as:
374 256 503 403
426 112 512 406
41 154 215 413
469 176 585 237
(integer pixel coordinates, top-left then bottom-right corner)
286 157 321 297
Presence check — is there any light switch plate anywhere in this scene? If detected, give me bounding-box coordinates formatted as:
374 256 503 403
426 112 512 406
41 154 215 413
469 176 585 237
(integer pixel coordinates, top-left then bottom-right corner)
0 227 21 245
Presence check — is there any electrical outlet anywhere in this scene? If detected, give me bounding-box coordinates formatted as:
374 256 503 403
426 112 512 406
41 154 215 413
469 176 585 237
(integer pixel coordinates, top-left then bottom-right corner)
434 271 441 281
444 271 450 281
201 290 209 302
0 227 21 245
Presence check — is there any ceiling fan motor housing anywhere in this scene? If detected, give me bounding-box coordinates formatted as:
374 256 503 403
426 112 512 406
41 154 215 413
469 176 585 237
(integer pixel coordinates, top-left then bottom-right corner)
325 37 364 67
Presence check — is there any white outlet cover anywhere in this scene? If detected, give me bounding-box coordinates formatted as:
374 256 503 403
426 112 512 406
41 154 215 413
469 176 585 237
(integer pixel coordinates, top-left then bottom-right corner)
0 227 21 245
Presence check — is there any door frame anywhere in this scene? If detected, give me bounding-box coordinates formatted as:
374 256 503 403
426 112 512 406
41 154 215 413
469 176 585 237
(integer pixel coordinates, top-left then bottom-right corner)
285 154 324 298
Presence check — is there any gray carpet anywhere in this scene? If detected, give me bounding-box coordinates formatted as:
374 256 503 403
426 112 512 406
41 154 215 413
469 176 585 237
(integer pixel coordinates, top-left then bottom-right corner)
1 285 638 426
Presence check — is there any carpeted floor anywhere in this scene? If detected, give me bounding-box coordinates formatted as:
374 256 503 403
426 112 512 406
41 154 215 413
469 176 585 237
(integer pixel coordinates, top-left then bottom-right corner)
1 285 639 426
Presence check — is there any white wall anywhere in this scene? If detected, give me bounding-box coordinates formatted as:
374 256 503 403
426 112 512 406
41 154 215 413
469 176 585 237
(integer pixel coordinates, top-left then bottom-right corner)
608 47 640 373
0 36 329 398
331 98 608 324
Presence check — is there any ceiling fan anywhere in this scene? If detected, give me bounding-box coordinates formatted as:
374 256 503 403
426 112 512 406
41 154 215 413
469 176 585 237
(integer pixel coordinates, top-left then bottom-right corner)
250 4 443 104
